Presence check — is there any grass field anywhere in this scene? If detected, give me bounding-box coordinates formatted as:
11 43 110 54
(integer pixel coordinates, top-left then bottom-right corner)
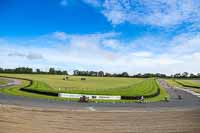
165 79 200 94
0 74 144 90
25 78 159 96
0 74 169 102
165 79 183 87
175 79 200 88
0 79 8 85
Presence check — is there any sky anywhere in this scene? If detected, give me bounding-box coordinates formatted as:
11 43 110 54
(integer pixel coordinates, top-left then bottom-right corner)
0 0 200 74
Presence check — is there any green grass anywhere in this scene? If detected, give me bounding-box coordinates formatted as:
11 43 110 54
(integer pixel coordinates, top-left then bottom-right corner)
175 79 200 88
165 79 183 87
192 89 200 94
0 79 79 101
23 78 158 96
0 79 8 85
58 78 159 96
0 74 157 96
165 79 200 94
0 74 144 90
141 80 169 102
0 74 169 102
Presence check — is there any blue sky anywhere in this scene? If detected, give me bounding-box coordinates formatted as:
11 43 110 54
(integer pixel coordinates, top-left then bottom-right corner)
1 0 200 74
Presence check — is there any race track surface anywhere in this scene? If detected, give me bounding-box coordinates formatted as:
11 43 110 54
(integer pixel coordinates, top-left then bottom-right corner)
0 77 21 88
0 78 199 111
0 105 199 133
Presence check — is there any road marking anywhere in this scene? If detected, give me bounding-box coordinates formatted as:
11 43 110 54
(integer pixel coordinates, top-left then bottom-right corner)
88 106 96 111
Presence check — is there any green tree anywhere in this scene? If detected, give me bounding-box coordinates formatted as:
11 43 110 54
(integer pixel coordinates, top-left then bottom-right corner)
49 68 55 74
36 69 40 73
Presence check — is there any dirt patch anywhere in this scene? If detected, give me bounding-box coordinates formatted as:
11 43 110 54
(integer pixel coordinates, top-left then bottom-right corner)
193 80 200 83
0 77 21 87
0 105 199 133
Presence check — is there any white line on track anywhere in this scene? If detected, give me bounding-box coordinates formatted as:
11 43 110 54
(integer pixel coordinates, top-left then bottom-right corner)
87 106 96 111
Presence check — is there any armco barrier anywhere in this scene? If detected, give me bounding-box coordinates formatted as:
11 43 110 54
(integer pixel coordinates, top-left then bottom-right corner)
58 93 121 100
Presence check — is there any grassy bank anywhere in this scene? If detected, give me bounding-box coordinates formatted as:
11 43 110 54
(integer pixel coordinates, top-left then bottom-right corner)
175 79 200 88
0 78 9 85
0 74 169 102
165 79 200 94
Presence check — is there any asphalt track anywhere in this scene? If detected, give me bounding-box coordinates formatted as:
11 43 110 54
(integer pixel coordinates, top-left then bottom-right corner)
0 78 199 111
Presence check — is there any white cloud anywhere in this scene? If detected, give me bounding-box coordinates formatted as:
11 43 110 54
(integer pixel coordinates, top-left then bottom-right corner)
53 31 69 40
8 52 25 57
83 0 101 7
102 39 121 49
26 53 43 60
1 31 200 74
131 51 153 58
8 52 43 60
84 0 200 28
170 33 200 54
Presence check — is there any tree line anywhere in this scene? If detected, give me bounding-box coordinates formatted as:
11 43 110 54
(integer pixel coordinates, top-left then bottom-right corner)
73 70 200 78
0 67 199 78
0 67 68 75
73 70 130 77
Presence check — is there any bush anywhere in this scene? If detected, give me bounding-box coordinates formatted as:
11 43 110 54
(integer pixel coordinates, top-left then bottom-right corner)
81 78 86 80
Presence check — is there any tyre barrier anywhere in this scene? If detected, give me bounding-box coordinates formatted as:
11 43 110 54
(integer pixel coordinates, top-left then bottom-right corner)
121 87 160 100
121 96 141 100
20 88 58 96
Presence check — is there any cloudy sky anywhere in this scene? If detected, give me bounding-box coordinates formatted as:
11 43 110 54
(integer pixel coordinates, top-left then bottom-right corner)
0 0 200 74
